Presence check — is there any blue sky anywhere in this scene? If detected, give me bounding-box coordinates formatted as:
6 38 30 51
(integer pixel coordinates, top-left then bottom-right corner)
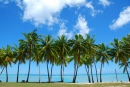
0 0 130 75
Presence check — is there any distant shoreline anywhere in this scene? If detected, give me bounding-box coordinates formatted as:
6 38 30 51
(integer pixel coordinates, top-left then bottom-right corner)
0 73 129 83
0 73 127 75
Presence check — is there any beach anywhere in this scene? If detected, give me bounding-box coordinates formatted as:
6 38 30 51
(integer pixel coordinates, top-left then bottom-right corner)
0 82 130 87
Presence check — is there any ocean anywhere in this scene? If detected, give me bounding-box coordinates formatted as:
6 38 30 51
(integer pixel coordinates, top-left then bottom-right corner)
0 73 128 83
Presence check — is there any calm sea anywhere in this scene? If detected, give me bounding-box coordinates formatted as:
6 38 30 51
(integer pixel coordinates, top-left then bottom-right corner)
0 74 128 83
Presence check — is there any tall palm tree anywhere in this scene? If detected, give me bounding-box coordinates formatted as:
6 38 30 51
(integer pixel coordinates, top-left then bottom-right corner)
81 55 92 83
2 45 14 82
40 35 58 82
96 43 110 82
21 29 39 82
13 43 26 82
55 35 70 82
32 43 43 83
119 60 130 82
0 49 5 75
69 34 86 83
83 34 97 83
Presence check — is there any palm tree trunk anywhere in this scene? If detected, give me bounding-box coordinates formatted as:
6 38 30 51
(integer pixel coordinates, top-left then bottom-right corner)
94 61 98 83
73 61 76 83
126 68 130 82
6 65 8 82
85 65 91 83
74 63 78 83
39 65 40 83
0 67 4 75
47 61 50 82
90 65 94 83
26 59 31 82
63 64 64 82
115 69 118 82
60 63 63 82
100 62 103 82
16 61 20 82
50 64 54 82
87 65 91 83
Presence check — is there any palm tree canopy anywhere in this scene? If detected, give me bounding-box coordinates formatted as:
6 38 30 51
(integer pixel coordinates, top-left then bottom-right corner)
40 35 58 64
69 34 86 63
96 43 110 65
110 39 129 63
55 35 70 66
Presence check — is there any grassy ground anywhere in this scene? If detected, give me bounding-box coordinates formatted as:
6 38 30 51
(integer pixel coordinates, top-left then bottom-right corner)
0 82 130 87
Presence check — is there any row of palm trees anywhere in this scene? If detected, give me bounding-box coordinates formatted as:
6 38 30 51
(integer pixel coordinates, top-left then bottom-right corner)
0 29 130 83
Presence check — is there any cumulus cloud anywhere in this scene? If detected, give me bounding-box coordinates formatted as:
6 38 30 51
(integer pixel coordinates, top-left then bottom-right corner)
110 6 130 30
86 2 101 16
15 0 86 26
15 0 23 10
58 23 73 39
0 0 101 26
99 0 111 7
75 15 90 37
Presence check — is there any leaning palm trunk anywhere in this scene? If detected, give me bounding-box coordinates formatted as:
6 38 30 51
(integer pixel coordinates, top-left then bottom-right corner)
73 62 78 83
16 61 20 82
0 67 4 75
85 65 91 83
47 61 50 82
6 65 8 82
100 62 103 82
50 64 54 82
87 65 91 83
90 65 94 83
94 61 98 82
26 59 31 82
73 61 76 83
74 63 78 82
126 68 130 82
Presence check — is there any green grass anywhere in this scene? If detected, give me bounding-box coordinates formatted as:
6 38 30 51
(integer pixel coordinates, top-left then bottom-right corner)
0 82 130 87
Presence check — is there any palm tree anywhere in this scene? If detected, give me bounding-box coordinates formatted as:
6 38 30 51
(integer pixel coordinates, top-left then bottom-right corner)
119 60 130 82
2 45 14 82
81 55 92 83
55 35 70 82
21 29 39 82
13 43 26 82
0 49 5 75
96 43 110 82
39 35 58 82
32 43 43 83
83 34 97 83
69 34 86 83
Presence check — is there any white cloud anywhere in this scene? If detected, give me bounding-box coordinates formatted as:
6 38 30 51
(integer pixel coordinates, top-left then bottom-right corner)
15 0 23 10
16 0 86 26
86 2 101 16
0 0 101 26
75 14 90 37
99 0 111 7
58 23 73 39
110 6 130 30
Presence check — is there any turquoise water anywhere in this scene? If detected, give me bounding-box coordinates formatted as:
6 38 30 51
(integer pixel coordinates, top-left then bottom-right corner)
0 74 128 83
